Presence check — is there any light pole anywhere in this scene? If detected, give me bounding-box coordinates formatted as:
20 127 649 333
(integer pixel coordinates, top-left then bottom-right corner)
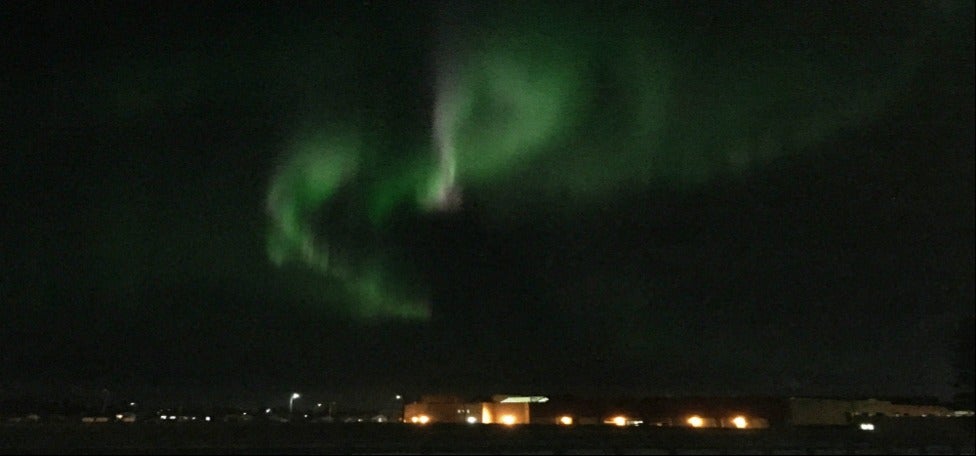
289 393 300 418
395 394 403 422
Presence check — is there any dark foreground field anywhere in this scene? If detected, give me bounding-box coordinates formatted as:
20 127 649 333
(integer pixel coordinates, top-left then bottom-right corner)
1 420 973 454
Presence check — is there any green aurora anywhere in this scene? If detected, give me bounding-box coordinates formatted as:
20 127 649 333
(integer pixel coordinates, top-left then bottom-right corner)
265 5 925 320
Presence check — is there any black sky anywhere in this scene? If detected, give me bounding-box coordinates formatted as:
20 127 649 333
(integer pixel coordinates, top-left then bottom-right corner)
1 1 973 408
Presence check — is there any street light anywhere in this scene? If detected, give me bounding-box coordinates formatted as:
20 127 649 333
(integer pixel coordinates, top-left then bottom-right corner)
394 394 403 422
289 393 301 417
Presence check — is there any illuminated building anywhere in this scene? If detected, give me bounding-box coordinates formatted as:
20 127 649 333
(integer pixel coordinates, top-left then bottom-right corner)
403 394 545 424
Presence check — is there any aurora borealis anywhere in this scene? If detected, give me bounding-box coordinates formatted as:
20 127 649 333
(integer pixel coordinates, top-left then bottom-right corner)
266 1 926 321
2 1 973 405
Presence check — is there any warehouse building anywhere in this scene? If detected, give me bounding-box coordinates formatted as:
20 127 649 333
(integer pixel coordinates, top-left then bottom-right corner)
403 395 544 425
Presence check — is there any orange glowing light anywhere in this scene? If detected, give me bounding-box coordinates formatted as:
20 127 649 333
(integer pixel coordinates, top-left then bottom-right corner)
687 415 704 428
558 416 573 425
500 415 517 425
731 416 748 429
613 416 627 426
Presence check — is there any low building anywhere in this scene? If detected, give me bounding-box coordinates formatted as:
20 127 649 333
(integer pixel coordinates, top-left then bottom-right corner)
531 396 778 428
789 397 854 426
81 416 111 424
788 397 953 426
403 394 541 425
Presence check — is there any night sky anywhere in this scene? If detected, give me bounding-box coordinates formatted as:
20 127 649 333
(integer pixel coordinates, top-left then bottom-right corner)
2 1 973 408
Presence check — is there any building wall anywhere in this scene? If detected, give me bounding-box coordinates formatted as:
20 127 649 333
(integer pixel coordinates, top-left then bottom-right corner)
404 400 472 424
480 402 529 424
789 398 853 426
788 398 953 426
404 398 529 424
851 399 951 418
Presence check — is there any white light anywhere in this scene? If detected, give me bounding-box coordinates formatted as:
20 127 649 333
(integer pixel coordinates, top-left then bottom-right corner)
466 416 478 424
266 408 272 414
291 393 301 399
129 402 136 406
168 416 176 420
115 414 123 420
160 415 167 420
304 414 308 418
498 396 549 403
317 403 323 407
396 395 402 400
859 423 875 431
205 416 211 421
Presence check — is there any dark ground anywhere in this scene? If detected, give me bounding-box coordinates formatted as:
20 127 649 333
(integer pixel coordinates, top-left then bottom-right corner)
1 419 973 455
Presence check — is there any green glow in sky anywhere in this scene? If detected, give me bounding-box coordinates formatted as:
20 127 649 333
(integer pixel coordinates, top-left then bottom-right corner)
267 129 360 270
267 6 921 321
266 129 432 321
